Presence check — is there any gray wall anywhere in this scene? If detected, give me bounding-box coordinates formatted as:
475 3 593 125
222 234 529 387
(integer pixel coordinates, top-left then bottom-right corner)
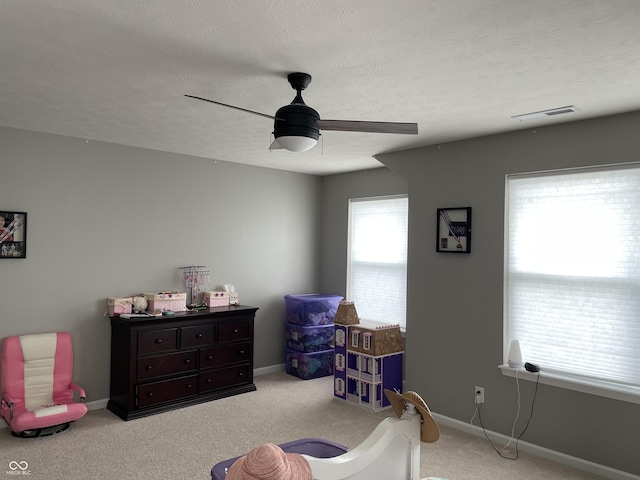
320 168 408 298
0 126 321 401
373 111 640 476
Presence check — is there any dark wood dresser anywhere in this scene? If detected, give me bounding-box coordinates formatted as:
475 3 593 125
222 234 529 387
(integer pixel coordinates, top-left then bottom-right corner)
107 305 258 420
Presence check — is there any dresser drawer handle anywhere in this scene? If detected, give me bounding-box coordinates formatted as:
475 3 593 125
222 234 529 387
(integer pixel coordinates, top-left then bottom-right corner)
196 333 203 338
238 372 244 377
238 350 245 355
154 339 163 344
207 378 213 384
147 392 154 397
184 359 191 364
145 365 152 371
186 384 193 389
233 329 238 334
207 355 214 360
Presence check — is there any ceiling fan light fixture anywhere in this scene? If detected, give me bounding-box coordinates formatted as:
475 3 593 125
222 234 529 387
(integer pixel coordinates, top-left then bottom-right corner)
274 135 318 152
272 102 320 152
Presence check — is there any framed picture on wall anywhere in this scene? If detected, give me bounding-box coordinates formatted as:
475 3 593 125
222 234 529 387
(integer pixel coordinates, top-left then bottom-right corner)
436 207 471 253
0 211 27 258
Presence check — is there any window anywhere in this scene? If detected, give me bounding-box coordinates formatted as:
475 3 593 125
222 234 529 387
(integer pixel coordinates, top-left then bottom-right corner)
363 332 372 351
335 377 344 395
359 380 367 397
335 353 345 371
351 330 360 349
505 164 640 401
348 196 408 329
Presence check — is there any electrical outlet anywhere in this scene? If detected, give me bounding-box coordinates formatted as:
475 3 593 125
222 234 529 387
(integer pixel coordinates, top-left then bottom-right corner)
475 386 484 404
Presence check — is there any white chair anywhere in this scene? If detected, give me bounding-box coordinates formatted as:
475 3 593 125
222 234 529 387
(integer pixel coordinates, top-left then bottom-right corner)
303 389 441 480
217 390 444 480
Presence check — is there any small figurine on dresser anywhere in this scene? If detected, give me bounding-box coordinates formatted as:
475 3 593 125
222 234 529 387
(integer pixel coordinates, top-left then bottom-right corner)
132 296 147 313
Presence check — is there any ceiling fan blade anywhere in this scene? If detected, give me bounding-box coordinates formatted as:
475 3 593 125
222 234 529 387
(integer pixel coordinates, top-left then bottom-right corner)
317 119 418 135
185 95 275 120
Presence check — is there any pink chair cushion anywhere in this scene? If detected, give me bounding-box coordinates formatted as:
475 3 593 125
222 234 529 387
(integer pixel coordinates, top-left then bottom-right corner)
7 402 88 433
1 332 87 433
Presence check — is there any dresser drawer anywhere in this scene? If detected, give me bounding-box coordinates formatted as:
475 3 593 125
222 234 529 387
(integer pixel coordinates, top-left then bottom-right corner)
200 342 250 369
218 320 250 343
199 365 250 392
138 328 178 355
137 351 197 381
180 324 215 349
137 375 198 408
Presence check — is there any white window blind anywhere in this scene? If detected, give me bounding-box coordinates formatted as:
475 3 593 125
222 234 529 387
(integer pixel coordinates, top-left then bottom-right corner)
505 165 640 389
348 196 408 329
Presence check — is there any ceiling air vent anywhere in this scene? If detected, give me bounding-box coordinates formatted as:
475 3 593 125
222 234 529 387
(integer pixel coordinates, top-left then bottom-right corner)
511 106 580 122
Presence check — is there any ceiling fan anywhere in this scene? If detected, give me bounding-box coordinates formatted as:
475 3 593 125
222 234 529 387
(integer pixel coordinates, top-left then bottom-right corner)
185 72 418 152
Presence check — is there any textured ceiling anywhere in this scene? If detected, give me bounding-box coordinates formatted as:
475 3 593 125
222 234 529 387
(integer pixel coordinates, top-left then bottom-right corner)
2 1 640 175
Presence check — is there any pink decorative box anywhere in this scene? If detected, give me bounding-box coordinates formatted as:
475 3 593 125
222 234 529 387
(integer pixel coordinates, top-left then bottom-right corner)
144 292 187 312
203 291 229 307
107 297 133 316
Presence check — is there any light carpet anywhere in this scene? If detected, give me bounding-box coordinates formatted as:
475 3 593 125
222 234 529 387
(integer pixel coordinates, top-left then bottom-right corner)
0 371 605 479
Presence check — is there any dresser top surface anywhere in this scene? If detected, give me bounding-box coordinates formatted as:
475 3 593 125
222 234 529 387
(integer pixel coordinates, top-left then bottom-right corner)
109 305 258 324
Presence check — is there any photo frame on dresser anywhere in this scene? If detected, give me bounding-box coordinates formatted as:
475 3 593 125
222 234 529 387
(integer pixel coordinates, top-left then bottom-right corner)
0 211 27 258
436 207 471 253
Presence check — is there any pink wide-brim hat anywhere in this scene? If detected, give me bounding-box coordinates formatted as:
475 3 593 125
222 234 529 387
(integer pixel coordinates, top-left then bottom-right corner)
226 443 313 480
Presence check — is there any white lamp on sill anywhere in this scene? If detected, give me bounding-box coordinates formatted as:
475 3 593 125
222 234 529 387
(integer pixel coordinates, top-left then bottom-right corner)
507 339 524 368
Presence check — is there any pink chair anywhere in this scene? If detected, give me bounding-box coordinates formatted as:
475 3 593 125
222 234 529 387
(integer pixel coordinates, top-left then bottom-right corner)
1 332 87 437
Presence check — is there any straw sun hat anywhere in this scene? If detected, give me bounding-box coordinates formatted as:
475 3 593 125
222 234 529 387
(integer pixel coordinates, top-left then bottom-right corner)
383 389 440 443
226 443 313 480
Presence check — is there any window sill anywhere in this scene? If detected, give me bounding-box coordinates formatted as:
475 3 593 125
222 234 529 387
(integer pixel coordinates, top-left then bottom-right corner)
498 364 640 405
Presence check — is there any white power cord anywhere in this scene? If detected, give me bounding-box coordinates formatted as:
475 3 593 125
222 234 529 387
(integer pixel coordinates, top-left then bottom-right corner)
470 369 540 460
502 369 522 450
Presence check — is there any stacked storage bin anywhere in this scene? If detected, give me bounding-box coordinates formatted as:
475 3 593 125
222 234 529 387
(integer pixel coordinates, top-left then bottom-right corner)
284 294 343 379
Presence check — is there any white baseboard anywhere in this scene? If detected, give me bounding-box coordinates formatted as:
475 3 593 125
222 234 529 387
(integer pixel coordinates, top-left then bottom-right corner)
1 365 286 428
85 398 109 410
0 364 284 425
431 412 640 480
254 363 285 376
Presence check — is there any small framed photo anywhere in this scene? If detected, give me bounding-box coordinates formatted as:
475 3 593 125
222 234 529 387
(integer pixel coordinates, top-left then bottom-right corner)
437 207 471 253
0 211 27 259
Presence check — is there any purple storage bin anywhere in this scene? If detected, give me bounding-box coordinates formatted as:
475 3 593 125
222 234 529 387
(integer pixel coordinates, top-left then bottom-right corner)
211 438 348 480
285 347 334 380
286 322 334 353
284 294 343 326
